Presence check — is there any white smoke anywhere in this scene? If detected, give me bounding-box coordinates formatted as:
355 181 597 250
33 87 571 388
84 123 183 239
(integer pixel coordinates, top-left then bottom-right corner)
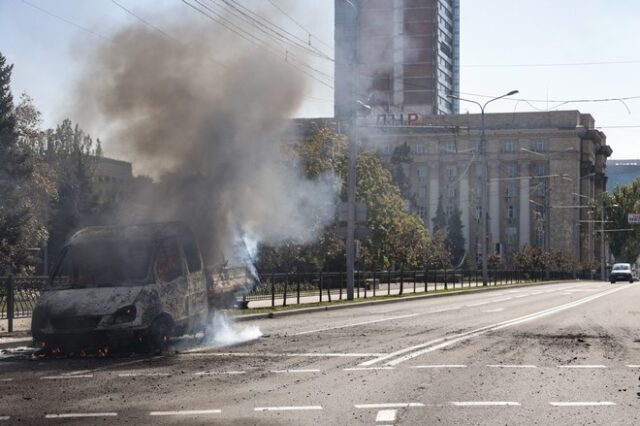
206 311 262 347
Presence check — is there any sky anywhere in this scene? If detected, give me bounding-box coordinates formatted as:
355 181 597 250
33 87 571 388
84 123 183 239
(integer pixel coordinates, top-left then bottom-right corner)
1 0 639 159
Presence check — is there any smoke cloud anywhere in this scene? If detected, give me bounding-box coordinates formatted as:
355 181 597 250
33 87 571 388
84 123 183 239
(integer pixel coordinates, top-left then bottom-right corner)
75 9 337 265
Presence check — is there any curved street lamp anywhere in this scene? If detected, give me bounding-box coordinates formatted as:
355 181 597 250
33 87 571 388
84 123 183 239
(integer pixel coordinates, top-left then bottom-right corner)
447 90 519 286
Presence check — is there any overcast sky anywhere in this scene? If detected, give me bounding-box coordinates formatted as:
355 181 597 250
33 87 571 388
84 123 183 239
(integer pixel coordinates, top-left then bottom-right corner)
1 0 639 159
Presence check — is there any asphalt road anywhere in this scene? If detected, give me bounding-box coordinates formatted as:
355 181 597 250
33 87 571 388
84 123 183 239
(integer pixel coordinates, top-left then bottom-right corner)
1 280 639 425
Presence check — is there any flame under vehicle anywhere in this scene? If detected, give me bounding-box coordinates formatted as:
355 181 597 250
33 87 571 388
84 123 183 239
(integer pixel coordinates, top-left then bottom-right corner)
31 222 250 352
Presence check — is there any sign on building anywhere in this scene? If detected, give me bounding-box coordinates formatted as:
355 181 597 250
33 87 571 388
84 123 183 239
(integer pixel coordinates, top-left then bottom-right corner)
628 213 640 224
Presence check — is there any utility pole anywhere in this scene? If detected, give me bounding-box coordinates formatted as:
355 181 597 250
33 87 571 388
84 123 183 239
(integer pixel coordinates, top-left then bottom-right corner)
448 91 518 286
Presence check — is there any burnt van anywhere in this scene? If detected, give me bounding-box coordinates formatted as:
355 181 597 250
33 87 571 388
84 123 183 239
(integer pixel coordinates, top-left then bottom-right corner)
31 222 210 351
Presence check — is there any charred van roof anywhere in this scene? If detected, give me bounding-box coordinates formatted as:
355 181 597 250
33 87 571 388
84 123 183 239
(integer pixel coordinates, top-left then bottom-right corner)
68 222 194 245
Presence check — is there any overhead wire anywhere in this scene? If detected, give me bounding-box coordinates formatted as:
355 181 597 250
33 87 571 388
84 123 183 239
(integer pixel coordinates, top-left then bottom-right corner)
266 0 334 53
220 0 334 61
183 0 334 89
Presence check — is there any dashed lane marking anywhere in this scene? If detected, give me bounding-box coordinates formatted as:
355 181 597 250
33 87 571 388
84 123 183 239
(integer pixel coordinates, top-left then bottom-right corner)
0 416 9 421
344 367 395 371
626 365 640 368
549 402 616 407
450 401 521 407
410 365 467 369
355 403 425 409
482 308 504 313
41 374 93 380
558 365 607 369
271 369 321 374
45 412 117 418
0 378 13 382
254 406 323 412
376 409 397 422
293 313 419 335
195 370 246 376
487 364 537 369
149 409 221 416
118 372 171 377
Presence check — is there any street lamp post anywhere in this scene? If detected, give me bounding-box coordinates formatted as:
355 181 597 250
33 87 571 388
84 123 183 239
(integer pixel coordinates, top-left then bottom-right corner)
448 91 518 286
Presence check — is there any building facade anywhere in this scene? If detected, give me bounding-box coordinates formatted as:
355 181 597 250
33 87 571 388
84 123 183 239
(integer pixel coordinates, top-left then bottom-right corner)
291 111 612 266
335 0 460 119
361 110 611 265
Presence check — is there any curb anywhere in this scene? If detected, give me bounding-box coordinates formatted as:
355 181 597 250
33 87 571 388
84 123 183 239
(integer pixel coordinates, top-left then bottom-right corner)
231 279 589 322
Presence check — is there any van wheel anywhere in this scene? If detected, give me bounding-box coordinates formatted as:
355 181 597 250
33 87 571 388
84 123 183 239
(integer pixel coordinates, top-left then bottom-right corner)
147 316 174 352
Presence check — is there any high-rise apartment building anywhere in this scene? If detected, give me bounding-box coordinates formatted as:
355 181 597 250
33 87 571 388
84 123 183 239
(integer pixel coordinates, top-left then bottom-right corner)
335 0 460 118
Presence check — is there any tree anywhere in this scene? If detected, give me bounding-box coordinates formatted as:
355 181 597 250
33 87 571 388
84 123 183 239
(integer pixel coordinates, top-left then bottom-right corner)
446 205 466 267
45 119 101 265
0 53 46 274
604 179 640 263
431 195 447 234
388 142 413 203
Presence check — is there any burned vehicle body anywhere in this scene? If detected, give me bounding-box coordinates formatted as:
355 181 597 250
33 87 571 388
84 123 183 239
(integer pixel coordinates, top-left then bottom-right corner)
32 222 209 350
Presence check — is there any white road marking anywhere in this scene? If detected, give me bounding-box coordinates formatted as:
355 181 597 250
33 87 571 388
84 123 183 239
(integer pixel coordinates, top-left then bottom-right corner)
271 369 321 374
45 412 118 418
558 365 607 369
63 370 92 376
293 313 419 335
344 367 395 371
254 406 323 412
41 374 93 380
118 372 171 377
355 403 425 409
0 416 9 421
483 308 504 313
0 378 13 382
361 286 628 367
410 365 467 369
149 409 221 416
450 401 520 407
549 402 616 407
488 364 537 368
430 307 460 313
513 294 530 298
466 301 490 307
626 365 640 368
181 352 386 358
376 409 397 422
194 370 246 376
492 297 514 302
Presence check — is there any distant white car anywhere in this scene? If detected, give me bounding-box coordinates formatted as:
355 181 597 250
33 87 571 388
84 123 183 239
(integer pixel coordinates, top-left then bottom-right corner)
610 263 634 283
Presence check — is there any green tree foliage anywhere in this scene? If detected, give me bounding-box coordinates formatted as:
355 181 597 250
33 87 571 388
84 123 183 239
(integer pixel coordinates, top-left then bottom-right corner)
0 53 48 274
604 178 640 262
388 142 413 203
45 119 101 264
446 205 466 267
431 195 447 234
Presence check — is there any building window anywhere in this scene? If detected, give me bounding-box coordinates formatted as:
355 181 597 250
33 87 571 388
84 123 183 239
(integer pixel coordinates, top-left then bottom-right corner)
504 183 516 200
506 227 517 247
444 142 456 153
447 165 457 179
506 205 516 221
534 139 545 152
415 143 425 154
474 164 483 177
380 144 391 155
503 141 516 152
417 186 427 199
416 206 427 221
446 205 455 217
534 163 546 176
417 165 428 179
505 163 518 177
535 183 547 198
447 185 458 199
